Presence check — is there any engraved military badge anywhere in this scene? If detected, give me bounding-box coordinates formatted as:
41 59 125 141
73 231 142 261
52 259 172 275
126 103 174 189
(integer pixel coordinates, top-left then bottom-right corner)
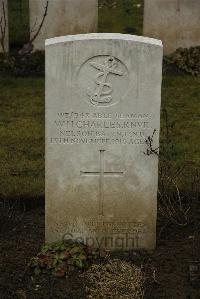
77 55 129 107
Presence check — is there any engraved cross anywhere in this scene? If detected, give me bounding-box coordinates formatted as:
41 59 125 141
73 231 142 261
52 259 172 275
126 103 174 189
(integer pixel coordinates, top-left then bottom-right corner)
80 150 125 216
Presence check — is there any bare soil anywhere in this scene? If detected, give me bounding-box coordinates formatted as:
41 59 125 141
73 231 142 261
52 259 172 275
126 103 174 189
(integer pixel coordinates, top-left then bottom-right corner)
0 204 200 299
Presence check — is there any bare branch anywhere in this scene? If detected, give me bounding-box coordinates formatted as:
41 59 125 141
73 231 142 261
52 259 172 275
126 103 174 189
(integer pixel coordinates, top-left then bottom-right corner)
19 1 49 55
30 17 38 35
144 129 159 156
30 1 49 44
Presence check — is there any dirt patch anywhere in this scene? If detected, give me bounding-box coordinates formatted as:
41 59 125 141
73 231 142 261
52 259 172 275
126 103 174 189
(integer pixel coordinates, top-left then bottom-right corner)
0 207 85 299
0 206 200 299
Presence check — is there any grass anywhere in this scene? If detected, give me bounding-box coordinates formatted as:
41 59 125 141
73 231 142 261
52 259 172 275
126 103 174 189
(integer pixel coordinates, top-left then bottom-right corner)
160 75 200 166
0 75 199 200
98 0 144 35
0 76 44 200
0 0 199 200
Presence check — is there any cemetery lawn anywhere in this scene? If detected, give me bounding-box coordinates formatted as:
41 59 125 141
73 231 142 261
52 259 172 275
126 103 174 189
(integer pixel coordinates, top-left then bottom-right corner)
99 0 144 35
160 75 200 166
0 73 200 298
0 74 199 299
1 1 199 298
0 76 44 202
0 74 199 201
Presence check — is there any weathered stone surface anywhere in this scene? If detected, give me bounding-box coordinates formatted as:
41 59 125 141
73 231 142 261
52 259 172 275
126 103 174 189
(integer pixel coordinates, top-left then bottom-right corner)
29 0 98 51
45 33 163 251
143 0 200 54
0 0 8 53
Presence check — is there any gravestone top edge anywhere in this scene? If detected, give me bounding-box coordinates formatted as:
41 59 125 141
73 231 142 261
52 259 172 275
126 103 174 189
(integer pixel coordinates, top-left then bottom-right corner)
45 33 163 48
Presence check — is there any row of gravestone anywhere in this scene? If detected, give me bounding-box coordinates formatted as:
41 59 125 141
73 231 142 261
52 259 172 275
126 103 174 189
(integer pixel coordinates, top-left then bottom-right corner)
0 0 200 54
0 0 98 52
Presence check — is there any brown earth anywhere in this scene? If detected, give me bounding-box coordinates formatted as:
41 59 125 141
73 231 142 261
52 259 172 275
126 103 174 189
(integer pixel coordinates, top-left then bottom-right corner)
0 204 200 299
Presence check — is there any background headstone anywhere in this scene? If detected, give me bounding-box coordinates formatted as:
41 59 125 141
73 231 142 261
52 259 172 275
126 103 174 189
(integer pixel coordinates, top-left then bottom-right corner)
45 33 163 251
0 0 8 53
29 0 98 51
143 0 200 54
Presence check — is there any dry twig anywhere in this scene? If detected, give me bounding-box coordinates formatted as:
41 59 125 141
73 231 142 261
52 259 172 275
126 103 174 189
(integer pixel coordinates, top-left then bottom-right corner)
158 174 191 227
83 258 144 299
19 1 49 55
144 129 159 156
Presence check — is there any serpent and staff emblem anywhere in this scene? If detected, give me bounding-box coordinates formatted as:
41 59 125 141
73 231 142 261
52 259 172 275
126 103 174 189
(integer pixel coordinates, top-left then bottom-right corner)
87 56 124 106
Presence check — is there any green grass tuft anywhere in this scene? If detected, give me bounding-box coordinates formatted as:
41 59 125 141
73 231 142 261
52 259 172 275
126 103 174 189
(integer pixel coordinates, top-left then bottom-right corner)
98 0 144 35
0 76 44 199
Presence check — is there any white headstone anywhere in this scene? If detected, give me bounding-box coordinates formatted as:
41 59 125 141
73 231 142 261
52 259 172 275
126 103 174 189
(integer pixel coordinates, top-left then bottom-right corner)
0 0 8 53
29 0 98 51
45 33 163 251
143 0 200 54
